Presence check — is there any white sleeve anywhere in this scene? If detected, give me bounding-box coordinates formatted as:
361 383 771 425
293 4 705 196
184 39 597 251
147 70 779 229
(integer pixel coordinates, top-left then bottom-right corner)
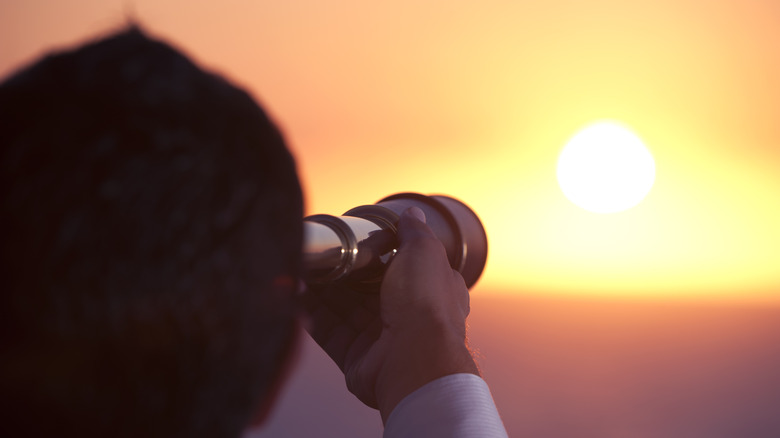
383 373 508 438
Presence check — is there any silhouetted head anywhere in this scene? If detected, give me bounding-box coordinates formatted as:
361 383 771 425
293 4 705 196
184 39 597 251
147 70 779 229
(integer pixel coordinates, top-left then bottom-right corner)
0 27 303 437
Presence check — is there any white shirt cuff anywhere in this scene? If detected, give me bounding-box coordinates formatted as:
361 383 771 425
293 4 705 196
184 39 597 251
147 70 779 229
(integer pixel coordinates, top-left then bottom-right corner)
384 373 508 438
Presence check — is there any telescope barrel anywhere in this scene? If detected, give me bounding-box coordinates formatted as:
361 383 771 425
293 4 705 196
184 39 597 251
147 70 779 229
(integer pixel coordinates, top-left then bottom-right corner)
302 193 487 290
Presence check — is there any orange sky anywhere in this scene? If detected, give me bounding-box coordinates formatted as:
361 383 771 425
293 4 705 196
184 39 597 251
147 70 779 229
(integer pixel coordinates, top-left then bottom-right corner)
2 0 779 302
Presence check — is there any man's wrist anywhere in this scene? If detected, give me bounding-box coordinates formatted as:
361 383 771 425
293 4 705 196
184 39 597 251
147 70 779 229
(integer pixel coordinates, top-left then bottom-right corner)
375 327 479 423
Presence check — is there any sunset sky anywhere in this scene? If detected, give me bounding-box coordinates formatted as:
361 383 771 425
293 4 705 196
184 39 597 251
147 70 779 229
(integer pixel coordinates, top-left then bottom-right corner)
3 0 779 302
5 2 780 436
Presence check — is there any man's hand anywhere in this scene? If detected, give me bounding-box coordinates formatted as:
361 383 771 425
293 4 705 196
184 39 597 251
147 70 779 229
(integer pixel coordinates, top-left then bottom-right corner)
301 207 480 423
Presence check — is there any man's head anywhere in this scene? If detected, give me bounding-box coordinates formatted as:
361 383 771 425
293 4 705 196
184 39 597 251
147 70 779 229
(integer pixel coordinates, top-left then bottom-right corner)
0 28 303 437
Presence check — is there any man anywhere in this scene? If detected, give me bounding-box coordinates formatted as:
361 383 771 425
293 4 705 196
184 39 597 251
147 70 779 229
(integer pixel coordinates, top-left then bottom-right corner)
0 27 506 437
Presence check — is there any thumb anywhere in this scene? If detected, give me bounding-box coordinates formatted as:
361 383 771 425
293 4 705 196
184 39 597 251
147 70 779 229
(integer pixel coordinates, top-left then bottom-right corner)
397 207 438 248
405 206 427 224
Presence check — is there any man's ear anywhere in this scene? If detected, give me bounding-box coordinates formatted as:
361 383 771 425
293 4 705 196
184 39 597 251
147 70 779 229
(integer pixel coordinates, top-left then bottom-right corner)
248 316 303 428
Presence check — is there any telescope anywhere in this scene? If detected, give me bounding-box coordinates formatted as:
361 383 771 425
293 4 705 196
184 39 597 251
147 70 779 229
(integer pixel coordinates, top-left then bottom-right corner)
303 193 487 291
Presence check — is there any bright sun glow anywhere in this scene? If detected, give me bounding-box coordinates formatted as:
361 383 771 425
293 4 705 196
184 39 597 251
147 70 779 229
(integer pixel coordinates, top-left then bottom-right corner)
557 121 656 214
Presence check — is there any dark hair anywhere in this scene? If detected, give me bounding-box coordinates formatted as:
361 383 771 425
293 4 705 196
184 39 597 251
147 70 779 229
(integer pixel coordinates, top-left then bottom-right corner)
0 27 303 437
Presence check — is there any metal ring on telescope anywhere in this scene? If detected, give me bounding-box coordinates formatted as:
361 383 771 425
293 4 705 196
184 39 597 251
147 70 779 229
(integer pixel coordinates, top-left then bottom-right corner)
343 204 400 233
342 204 401 284
303 214 358 282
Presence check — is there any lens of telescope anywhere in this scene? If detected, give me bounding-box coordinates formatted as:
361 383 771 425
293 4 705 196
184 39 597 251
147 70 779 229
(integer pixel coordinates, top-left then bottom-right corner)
302 193 487 290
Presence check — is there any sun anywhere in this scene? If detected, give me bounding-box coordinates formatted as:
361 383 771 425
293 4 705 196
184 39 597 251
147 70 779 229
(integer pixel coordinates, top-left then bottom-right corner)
557 121 656 214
